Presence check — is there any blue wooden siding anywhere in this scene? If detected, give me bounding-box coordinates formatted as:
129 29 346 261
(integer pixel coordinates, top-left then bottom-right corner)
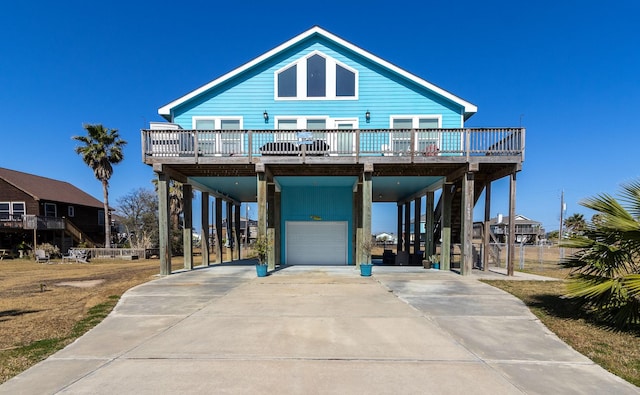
280 184 353 264
172 36 465 136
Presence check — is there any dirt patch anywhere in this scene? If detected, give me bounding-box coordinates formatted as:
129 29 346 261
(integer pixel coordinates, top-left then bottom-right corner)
55 279 106 288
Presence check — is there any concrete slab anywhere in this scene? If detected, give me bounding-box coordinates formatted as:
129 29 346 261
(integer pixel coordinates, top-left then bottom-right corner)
1 265 637 394
57 359 522 395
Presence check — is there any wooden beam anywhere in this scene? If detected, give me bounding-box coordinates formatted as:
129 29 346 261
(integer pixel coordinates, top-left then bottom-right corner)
404 201 411 255
396 205 403 253
152 163 188 183
187 178 241 206
274 191 281 266
157 172 171 275
397 179 444 205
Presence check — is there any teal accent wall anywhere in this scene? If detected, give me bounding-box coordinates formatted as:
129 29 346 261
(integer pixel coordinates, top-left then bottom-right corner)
280 184 353 264
171 36 466 136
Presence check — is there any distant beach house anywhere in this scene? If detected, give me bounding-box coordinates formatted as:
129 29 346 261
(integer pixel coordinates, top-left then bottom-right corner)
0 167 106 253
142 26 525 274
489 214 544 245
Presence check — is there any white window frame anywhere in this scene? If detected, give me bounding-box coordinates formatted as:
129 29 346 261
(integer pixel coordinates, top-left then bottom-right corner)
0 201 9 221
389 115 442 152
274 50 358 101
68 206 75 217
12 202 25 219
44 203 57 217
192 116 244 155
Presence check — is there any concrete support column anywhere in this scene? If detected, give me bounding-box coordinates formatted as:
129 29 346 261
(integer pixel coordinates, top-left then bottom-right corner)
215 198 223 264
183 183 193 270
441 183 453 271
157 172 171 275
461 172 475 275
483 182 491 271
201 192 210 267
508 172 517 276
234 203 241 261
426 191 435 257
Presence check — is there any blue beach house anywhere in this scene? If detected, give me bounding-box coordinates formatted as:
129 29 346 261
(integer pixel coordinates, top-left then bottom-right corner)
142 26 524 275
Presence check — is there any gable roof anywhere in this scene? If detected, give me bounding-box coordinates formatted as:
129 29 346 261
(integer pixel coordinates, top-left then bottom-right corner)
0 167 104 209
158 26 477 120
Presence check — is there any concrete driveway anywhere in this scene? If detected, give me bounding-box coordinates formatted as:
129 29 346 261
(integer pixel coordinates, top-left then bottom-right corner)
1 265 637 394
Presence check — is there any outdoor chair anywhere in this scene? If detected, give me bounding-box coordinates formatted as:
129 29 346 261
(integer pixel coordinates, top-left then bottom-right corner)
35 249 50 263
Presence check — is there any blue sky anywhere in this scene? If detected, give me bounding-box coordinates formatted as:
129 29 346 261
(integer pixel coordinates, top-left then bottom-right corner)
2 1 639 234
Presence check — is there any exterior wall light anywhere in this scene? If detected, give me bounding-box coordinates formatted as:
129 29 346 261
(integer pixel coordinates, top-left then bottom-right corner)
263 110 269 122
365 110 370 122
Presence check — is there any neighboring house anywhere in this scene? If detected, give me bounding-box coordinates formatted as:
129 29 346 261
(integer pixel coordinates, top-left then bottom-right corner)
375 232 398 245
143 26 525 274
489 214 544 245
210 217 258 247
0 167 106 253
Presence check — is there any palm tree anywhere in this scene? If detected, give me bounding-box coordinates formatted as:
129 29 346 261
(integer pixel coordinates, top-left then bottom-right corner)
73 124 127 248
564 213 586 236
562 180 640 328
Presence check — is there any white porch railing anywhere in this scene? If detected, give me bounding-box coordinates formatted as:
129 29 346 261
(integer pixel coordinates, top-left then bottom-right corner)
142 128 525 160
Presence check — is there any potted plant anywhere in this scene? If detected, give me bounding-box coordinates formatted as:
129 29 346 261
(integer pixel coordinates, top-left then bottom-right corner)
253 235 271 277
359 238 374 276
425 254 440 270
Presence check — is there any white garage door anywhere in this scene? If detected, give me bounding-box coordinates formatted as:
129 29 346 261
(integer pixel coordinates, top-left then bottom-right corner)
286 221 348 265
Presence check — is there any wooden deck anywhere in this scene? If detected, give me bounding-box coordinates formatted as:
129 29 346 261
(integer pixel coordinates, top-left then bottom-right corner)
142 128 525 166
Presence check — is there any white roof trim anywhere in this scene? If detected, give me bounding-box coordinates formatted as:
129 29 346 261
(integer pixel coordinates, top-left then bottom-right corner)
158 26 477 118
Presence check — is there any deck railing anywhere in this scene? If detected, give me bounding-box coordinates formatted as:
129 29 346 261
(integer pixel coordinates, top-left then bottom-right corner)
142 128 525 160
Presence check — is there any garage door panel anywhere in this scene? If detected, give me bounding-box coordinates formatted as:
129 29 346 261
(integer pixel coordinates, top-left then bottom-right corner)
286 221 348 265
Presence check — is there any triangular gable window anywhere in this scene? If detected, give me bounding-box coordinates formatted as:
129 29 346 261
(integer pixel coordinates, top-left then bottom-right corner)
275 51 358 100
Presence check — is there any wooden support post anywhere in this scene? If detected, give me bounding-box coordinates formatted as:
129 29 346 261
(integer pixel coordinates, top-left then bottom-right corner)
257 170 268 266
404 201 411 255
508 172 517 276
183 183 193 270
215 198 223 264
267 183 276 270
414 196 422 262
362 170 372 265
426 191 435 257
234 203 241 261
441 183 453 271
226 201 233 261
483 182 491 271
201 192 210 267
354 181 362 266
274 191 281 266
396 205 403 254
461 172 474 275
157 172 171 275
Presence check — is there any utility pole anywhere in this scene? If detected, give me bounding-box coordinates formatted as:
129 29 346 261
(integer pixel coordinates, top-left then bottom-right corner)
559 190 565 259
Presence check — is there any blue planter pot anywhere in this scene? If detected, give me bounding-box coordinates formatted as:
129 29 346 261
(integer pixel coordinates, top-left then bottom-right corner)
432 263 440 270
256 264 268 277
360 264 372 277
